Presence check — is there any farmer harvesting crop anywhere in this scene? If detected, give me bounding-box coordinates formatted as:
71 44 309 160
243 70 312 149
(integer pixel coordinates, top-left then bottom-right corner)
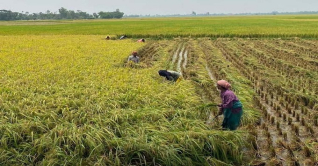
127 51 140 63
137 38 145 42
217 80 243 130
158 70 182 82
119 35 127 40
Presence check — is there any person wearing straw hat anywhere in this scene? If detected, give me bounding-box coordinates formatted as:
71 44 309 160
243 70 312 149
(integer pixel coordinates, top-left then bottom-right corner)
127 51 140 63
217 80 243 130
158 70 182 82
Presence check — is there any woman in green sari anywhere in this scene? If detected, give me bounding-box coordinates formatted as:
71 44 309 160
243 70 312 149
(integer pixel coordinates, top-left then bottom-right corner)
217 80 243 130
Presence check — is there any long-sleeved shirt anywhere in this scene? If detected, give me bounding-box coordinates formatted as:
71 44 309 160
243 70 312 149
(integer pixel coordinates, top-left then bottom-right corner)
220 89 239 109
128 55 140 63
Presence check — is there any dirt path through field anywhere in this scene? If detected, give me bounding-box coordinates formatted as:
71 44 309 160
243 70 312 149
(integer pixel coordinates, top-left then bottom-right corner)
182 49 188 70
171 44 181 68
205 64 216 81
176 46 185 73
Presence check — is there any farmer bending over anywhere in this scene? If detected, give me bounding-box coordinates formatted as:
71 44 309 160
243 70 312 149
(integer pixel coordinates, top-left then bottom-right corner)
217 80 243 130
158 70 182 82
119 35 127 40
137 38 145 42
127 51 140 63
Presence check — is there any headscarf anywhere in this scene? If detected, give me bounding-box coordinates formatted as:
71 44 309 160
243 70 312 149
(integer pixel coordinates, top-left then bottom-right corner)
217 80 231 89
132 51 138 56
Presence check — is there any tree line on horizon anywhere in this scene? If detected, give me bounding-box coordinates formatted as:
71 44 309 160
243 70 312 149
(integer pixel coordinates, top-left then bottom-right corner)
124 10 318 18
1 7 318 21
0 7 124 20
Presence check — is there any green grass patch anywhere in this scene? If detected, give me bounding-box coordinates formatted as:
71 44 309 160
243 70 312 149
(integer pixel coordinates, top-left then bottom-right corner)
0 15 318 38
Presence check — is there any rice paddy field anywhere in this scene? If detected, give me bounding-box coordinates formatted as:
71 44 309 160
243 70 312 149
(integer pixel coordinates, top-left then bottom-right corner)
0 15 317 165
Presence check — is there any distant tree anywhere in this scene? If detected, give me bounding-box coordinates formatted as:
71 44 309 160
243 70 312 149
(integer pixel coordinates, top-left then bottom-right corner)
272 11 278 15
192 11 196 16
39 12 44 19
98 11 112 18
68 10 76 19
59 7 68 19
0 10 18 20
93 13 99 18
77 10 91 19
45 10 54 19
0 7 128 20
113 9 124 18
31 13 37 20
16 12 23 20
99 9 124 19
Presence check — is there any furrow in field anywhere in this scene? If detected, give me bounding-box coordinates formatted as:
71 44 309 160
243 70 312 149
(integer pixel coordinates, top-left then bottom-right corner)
182 49 188 71
221 40 317 111
269 40 318 59
249 40 318 71
171 43 182 69
293 39 318 52
232 40 318 97
176 45 185 73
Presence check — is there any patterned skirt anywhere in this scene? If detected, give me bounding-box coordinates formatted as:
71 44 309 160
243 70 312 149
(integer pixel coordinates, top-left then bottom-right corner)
222 101 243 130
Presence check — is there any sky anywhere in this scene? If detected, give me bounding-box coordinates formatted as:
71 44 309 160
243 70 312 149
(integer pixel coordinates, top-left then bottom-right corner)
1 0 318 15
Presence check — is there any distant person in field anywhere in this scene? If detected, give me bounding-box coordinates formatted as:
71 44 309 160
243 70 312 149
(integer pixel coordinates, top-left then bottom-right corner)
127 51 140 63
105 36 110 40
137 38 145 42
158 70 182 82
217 80 243 130
119 35 127 40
